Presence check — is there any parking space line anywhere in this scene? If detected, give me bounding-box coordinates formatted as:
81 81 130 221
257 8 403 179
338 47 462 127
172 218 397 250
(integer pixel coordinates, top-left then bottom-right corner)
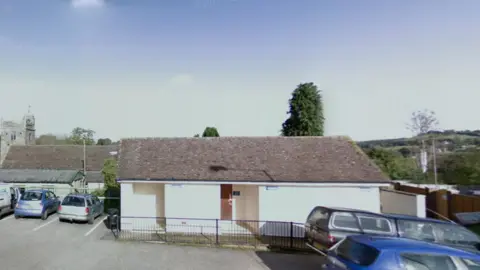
1 215 14 222
84 216 108 237
32 217 59 231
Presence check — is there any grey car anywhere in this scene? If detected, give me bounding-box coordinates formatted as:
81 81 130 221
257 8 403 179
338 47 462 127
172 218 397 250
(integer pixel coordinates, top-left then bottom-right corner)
58 194 104 224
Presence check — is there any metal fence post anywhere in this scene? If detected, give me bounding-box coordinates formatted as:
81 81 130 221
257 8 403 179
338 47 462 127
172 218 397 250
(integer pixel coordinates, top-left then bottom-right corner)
289 222 293 249
215 219 219 245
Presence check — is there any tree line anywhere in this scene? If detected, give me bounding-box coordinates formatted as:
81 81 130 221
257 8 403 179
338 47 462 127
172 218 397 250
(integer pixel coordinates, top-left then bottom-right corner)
34 81 480 185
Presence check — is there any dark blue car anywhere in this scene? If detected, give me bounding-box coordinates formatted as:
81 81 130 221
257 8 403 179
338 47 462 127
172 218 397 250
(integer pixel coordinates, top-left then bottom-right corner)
14 189 60 220
323 235 480 270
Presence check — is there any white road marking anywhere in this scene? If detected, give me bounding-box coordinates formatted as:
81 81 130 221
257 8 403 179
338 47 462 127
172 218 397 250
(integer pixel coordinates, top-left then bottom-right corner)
84 216 108 237
1 215 14 221
33 217 59 231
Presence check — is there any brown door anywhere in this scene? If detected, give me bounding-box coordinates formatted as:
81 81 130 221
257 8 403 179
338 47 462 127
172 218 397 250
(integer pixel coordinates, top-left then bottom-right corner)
221 184 233 220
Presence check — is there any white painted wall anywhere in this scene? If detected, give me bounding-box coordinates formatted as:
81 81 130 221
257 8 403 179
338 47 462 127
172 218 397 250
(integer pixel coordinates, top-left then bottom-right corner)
380 189 426 218
258 186 381 237
87 183 104 190
120 183 165 231
164 184 220 234
232 185 259 221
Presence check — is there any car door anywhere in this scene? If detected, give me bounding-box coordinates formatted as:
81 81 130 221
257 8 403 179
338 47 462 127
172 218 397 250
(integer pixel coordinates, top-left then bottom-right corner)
93 196 103 215
43 191 51 212
310 208 330 249
49 191 59 210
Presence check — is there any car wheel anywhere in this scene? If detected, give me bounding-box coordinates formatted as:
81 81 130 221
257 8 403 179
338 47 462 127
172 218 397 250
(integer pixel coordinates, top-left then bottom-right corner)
41 211 48 220
59 218 64 223
14 215 20 219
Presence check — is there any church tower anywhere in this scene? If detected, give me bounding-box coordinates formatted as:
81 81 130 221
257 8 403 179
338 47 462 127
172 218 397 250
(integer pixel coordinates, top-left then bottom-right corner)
23 107 36 145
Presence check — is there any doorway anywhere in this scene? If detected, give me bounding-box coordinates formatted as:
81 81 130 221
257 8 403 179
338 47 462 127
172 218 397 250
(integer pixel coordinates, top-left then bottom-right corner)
220 184 232 220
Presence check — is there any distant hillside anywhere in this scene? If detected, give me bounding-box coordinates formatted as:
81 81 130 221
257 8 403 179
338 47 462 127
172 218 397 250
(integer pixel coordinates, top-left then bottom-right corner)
357 129 480 156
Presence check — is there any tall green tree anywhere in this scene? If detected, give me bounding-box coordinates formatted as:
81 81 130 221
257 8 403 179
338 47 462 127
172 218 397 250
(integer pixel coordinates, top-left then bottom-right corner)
365 147 424 181
102 158 119 189
281 82 324 136
67 127 95 145
97 138 112 145
202 127 220 137
438 151 480 185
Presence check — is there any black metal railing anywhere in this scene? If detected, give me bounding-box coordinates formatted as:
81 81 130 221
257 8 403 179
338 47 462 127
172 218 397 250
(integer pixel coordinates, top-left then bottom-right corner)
113 216 309 251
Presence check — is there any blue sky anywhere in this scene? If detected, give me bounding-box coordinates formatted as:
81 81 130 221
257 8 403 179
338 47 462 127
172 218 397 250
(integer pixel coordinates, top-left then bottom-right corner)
0 0 479 141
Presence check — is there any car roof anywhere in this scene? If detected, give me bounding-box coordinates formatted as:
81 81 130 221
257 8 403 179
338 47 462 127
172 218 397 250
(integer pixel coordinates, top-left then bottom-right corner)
350 235 480 258
382 213 454 224
321 206 381 215
66 193 91 197
24 189 47 193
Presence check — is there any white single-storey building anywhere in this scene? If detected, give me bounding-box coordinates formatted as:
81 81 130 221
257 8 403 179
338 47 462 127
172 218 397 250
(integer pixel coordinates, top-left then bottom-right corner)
118 136 391 237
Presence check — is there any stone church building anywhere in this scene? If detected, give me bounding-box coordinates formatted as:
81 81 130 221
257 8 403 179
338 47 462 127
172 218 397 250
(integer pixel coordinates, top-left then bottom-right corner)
0 111 36 165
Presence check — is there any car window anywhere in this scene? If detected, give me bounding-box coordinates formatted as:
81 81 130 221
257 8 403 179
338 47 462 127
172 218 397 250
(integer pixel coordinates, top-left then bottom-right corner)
62 196 85 207
400 253 456 270
397 219 479 245
21 191 43 201
307 208 329 226
461 258 480 270
86 198 92 206
92 196 100 204
45 192 51 199
331 212 361 231
356 214 395 234
49 192 56 198
334 238 380 266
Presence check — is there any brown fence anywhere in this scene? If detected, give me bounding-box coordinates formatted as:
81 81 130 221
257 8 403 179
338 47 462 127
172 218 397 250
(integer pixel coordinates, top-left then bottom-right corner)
393 183 480 222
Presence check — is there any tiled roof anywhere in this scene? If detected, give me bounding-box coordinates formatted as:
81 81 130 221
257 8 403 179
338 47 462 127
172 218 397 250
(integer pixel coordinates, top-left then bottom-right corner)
2 145 117 171
85 171 104 183
118 136 390 183
0 169 83 184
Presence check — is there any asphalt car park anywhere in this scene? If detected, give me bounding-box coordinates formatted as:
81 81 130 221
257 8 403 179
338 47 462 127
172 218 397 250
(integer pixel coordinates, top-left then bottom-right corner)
0 213 324 269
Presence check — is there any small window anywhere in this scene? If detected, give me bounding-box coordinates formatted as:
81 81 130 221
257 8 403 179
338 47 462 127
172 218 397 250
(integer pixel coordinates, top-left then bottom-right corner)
62 196 85 207
334 238 380 266
307 208 329 225
400 253 456 270
356 214 394 234
21 191 43 201
331 212 360 231
86 198 92 206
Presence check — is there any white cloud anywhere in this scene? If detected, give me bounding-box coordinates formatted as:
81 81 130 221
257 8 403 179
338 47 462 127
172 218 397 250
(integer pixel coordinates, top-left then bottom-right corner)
71 0 105 8
169 74 194 87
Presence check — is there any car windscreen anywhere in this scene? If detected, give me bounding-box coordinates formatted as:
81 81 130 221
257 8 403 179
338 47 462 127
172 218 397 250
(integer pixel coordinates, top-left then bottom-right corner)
397 219 480 246
21 191 43 201
61 196 85 207
334 238 380 266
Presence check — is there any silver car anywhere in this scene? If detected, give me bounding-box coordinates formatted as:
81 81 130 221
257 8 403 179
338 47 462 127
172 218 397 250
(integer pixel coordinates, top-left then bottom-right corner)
58 194 104 224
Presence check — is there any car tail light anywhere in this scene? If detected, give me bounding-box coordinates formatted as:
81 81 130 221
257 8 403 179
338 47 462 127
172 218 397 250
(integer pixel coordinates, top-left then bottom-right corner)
58 205 62 211
85 207 89 214
328 234 336 244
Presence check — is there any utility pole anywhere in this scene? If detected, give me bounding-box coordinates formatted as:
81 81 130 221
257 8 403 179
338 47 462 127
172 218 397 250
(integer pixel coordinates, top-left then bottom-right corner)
83 139 87 191
432 138 438 186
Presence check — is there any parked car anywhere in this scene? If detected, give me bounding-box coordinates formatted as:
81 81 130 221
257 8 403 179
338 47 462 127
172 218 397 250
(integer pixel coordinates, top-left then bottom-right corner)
0 183 21 218
305 207 397 252
58 193 104 224
322 235 480 270
304 206 480 254
385 213 480 254
14 189 60 220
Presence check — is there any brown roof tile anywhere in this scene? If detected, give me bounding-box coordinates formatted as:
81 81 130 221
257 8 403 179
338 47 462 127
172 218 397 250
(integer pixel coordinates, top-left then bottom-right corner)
2 145 117 171
118 136 390 183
